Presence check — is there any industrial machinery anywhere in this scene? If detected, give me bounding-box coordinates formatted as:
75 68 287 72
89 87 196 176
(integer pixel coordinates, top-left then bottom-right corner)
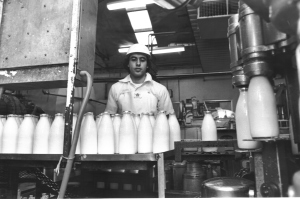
227 0 300 197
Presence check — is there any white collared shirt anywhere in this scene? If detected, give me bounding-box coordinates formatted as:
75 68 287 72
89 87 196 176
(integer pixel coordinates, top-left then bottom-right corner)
105 73 174 115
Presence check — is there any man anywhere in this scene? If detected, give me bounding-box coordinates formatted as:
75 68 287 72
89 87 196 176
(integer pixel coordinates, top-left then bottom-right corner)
105 43 174 115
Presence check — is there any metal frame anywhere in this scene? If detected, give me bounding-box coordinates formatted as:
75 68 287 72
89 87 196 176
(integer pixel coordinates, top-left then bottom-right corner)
63 0 81 157
0 153 168 198
174 140 236 162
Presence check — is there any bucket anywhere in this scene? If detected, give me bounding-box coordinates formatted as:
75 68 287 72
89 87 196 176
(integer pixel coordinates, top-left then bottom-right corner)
183 162 206 192
173 161 187 190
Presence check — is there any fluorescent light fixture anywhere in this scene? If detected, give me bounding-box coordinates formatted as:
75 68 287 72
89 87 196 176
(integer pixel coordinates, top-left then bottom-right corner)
118 46 185 54
118 48 129 53
107 0 155 10
152 46 185 54
135 31 157 45
128 10 152 31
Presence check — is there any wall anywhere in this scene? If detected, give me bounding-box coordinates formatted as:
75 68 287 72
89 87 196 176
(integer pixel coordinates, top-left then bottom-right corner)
158 68 239 111
21 67 239 116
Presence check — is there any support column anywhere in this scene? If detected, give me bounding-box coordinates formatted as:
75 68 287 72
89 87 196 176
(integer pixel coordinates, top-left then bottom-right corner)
157 153 165 198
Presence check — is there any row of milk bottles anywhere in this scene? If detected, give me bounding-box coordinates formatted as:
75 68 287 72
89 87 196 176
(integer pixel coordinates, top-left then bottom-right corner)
0 113 61 154
0 110 181 154
81 110 181 154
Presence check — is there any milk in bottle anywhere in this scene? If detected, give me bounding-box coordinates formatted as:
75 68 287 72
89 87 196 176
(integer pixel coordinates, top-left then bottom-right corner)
201 111 217 152
153 111 170 153
236 88 262 149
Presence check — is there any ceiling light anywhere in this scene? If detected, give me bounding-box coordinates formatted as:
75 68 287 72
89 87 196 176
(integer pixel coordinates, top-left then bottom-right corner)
118 48 129 53
107 0 155 10
118 46 185 54
128 10 152 31
152 46 185 54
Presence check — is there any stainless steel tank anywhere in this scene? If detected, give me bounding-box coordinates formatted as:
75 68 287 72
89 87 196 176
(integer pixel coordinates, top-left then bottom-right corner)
201 177 255 197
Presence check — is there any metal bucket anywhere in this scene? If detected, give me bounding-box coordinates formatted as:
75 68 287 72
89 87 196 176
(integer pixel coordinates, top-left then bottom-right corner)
173 161 187 190
201 177 255 197
183 162 206 193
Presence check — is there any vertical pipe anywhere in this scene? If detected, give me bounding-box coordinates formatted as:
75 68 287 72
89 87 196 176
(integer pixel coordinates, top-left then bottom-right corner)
0 0 4 26
253 153 264 197
0 87 4 100
177 78 180 102
157 153 165 198
59 71 92 198
0 0 4 100
63 0 82 157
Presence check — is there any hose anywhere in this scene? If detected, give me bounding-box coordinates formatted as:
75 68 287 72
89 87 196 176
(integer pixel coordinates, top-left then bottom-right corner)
58 71 93 198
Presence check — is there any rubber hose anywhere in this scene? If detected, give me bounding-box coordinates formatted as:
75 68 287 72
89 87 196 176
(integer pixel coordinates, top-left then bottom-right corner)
58 71 93 198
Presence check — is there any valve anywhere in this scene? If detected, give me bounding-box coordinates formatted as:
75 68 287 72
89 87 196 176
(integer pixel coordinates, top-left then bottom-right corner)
260 182 280 197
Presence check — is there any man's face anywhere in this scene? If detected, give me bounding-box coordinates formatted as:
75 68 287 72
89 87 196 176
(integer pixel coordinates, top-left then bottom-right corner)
128 53 147 78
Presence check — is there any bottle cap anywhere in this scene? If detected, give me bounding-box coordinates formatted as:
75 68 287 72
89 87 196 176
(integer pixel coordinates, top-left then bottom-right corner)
158 110 166 115
7 114 17 117
123 111 131 114
0 115 6 118
204 111 211 114
239 87 248 92
40 114 49 117
115 114 121 117
55 113 64 116
84 112 94 116
141 112 149 115
24 114 33 117
149 112 154 116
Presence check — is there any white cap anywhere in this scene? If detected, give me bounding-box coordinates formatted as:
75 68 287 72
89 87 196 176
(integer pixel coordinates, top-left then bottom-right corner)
126 44 150 56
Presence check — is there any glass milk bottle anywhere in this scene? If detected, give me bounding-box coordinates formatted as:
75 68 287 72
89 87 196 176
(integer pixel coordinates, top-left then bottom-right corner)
2 114 19 153
236 88 262 149
247 76 279 138
0 115 6 125
119 111 136 154
80 112 97 154
33 114 51 154
16 114 36 154
97 112 114 154
0 118 4 153
168 112 181 150
201 111 217 152
153 111 170 153
137 113 153 153
48 113 65 154
113 114 121 154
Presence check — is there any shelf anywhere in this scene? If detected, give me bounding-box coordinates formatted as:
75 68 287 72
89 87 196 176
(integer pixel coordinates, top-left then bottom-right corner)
243 136 290 142
0 151 175 162
77 154 157 161
0 154 61 161
174 140 237 162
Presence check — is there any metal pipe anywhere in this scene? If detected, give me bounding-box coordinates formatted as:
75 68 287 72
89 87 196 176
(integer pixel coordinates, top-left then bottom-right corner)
0 87 3 100
58 71 93 198
42 90 106 105
93 71 232 82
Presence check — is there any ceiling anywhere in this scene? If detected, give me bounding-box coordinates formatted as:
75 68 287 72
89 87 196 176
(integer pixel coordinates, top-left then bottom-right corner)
94 0 239 75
